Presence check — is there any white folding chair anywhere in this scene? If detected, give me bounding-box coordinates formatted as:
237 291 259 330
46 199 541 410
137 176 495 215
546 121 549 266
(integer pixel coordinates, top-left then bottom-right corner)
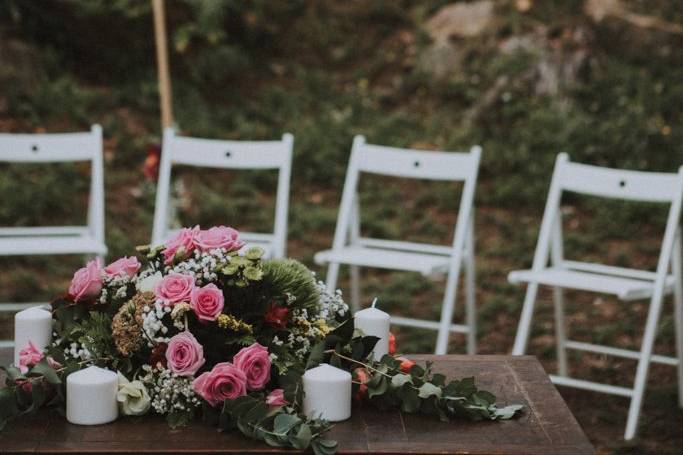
0 125 107 346
509 153 683 440
315 136 481 355
151 128 293 258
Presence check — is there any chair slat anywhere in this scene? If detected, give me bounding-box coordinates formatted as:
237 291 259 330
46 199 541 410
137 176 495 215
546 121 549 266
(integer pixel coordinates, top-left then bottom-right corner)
0 132 97 162
559 160 681 203
169 136 290 169
357 144 480 181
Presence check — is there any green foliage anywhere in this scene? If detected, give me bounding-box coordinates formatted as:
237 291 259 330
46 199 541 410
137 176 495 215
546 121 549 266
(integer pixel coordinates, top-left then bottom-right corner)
262 259 320 311
220 395 334 453
0 358 65 430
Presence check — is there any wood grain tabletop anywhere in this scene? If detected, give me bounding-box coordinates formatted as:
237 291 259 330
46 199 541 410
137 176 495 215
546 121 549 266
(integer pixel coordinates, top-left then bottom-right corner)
0 351 594 454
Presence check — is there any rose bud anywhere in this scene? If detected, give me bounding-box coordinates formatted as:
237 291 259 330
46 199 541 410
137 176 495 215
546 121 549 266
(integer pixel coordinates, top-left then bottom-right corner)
353 368 369 400
389 332 396 355
397 357 416 374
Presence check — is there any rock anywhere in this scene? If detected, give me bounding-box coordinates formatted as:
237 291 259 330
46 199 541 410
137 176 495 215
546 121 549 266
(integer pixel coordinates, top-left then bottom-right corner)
419 1 495 79
584 0 683 34
425 0 495 44
499 26 591 96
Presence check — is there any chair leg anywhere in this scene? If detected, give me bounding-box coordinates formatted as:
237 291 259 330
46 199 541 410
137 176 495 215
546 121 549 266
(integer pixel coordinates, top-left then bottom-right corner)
465 242 477 355
435 275 458 355
625 295 665 440
672 236 683 408
350 265 361 312
512 283 539 355
553 286 568 377
326 262 341 294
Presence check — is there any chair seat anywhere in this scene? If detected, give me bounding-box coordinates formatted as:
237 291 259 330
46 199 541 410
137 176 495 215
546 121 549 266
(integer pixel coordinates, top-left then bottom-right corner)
0 234 106 256
508 266 675 301
314 245 461 276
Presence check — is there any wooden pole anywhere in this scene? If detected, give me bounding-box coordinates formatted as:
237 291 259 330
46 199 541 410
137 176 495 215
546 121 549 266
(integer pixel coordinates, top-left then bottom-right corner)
152 0 174 129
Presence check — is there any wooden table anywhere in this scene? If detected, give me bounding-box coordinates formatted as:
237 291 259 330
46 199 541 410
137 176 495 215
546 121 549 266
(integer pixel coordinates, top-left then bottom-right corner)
0 352 594 454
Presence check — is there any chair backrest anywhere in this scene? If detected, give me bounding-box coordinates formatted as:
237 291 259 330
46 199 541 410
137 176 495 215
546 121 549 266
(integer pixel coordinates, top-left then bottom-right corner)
0 125 105 244
531 153 683 295
330 135 481 257
151 128 293 257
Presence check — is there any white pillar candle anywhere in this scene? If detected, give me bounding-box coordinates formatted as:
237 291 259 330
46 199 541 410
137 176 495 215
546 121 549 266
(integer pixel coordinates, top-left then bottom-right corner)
303 364 351 422
66 366 118 425
354 298 390 361
14 306 52 366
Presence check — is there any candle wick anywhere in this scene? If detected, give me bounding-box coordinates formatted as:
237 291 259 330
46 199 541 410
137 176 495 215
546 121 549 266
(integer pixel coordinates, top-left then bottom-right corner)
371 297 378 309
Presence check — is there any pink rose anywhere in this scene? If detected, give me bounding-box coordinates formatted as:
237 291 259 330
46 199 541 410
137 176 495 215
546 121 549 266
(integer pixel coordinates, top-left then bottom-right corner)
233 343 271 391
155 273 195 306
265 389 289 407
18 341 44 374
69 258 103 302
163 226 199 264
104 256 141 278
190 284 224 322
193 362 247 407
194 226 244 252
165 331 205 376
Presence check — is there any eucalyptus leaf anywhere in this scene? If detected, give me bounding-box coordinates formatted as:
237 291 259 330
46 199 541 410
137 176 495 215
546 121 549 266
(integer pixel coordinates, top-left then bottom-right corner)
306 342 326 370
290 423 312 449
367 376 387 399
492 404 524 420
400 385 420 413
418 382 442 399
274 413 300 434
390 373 412 388
30 361 61 385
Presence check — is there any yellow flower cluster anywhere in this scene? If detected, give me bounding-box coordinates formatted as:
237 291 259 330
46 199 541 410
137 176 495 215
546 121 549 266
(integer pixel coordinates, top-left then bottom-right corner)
216 314 253 333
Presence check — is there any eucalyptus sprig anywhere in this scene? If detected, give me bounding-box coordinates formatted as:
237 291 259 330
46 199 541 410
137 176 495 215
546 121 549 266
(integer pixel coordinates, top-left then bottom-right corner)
216 396 337 455
339 353 523 421
0 357 73 430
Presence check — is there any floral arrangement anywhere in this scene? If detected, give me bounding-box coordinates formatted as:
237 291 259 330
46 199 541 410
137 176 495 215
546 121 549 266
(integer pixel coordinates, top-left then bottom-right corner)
0 226 522 454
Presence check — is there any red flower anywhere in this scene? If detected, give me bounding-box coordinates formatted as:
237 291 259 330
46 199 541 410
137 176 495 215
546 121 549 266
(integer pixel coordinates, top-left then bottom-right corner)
143 144 161 182
389 332 396 355
265 302 289 329
150 342 168 368
397 356 416 374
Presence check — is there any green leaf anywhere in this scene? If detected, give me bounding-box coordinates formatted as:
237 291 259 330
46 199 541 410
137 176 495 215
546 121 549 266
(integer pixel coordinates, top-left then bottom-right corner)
409 364 425 378
273 413 301 434
418 383 442 399
1 366 24 381
367 376 388 399
454 377 476 396
30 360 61 385
400 385 420 413
328 315 354 345
290 423 312 449
492 404 524 420
312 438 338 455
264 433 286 447
306 342 326 370
390 373 412 388
431 373 446 387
